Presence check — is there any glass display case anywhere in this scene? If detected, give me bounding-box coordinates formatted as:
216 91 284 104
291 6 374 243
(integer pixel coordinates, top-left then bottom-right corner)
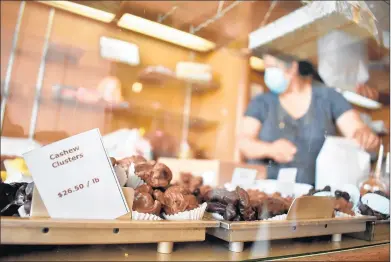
1 1 390 261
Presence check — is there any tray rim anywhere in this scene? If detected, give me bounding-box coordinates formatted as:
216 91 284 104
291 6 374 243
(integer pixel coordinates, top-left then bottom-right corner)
218 216 377 230
0 217 219 229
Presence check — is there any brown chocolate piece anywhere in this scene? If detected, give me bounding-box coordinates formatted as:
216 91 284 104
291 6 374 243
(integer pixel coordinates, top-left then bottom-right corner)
256 197 287 220
180 172 192 184
334 198 355 216
185 194 199 210
241 206 256 221
132 192 162 215
153 189 165 205
189 176 203 193
118 155 147 168
165 185 191 195
135 184 153 195
163 191 188 215
117 155 147 175
206 202 227 215
207 188 239 205
196 185 213 203
232 214 241 221
224 203 237 221
135 162 173 188
236 187 250 208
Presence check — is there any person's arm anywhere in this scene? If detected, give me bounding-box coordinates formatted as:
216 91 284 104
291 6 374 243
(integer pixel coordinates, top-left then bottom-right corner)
328 89 380 151
238 116 273 159
337 110 380 151
239 95 297 163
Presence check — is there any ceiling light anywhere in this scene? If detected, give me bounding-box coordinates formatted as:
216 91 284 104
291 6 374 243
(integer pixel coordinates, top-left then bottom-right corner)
117 14 216 52
250 56 265 71
38 1 115 23
132 82 143 93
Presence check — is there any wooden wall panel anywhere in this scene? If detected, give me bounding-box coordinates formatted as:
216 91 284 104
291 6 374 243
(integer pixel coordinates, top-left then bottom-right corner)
190 48 250 161
0 2 209 154
1 2 50 138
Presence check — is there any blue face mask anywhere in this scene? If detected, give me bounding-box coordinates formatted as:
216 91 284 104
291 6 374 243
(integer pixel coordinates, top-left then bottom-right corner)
264 67 289 95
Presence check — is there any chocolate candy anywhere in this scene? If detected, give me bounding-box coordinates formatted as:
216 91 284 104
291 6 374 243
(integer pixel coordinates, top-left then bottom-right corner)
136 162 173 188
135 184 153 195
118 155 147 173
152 189 165 205
236 187 250 208
180 172 192 184
224 203 237 221
256 197 287 220
334 198 354 216
132 192 161 215
206 202 227 215
165 185 191 195
163 191 188 215
185 194 199 210
189 176 203 193
232 214 241 221
207 188 239 205
241 206 256 221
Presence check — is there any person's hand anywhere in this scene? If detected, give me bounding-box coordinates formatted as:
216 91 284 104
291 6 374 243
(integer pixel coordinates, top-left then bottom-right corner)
353 127 380 151
355 84 379 101
269 139 297 163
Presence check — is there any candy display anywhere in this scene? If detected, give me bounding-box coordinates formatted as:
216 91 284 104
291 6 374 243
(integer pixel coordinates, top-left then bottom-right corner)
307 185 391 219
0 182 34 217
206 187 293 221
358 192 390 220
113 155 206 220
307 186 356 216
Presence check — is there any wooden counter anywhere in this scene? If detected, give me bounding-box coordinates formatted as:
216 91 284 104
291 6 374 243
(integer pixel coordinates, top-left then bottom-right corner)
1 236 388 261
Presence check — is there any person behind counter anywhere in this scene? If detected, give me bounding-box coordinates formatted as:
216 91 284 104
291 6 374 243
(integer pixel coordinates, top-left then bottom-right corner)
239 54 380 186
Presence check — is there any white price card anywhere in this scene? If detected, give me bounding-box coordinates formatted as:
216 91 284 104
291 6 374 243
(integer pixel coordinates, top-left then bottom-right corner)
231 168 257 187
23 129 129 219
277 168 297 183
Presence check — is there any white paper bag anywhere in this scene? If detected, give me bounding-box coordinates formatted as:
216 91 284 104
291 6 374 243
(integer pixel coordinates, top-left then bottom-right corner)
316 136 370 192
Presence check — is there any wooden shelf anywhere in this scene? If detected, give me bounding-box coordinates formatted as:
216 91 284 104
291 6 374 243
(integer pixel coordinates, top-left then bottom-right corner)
138 66 219 94
249 2 389 65
42 96 219 131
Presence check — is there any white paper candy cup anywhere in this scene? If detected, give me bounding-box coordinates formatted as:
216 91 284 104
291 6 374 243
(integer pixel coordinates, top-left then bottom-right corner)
126 175 145 188
263 214 287 221
163 202 207 221
334 211 353 218
211 212 224 220
132 211 162 221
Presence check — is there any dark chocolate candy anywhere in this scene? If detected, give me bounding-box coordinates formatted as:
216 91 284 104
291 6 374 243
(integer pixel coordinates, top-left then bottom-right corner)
224 203 237 221
206 201 227 215
207 188 239 205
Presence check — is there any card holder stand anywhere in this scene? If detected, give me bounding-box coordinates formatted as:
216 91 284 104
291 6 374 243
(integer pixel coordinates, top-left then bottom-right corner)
207 196 377 253
1 186 219 254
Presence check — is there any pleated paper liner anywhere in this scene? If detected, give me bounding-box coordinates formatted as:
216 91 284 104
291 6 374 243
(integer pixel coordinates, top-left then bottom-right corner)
163 203 207 221
131 211 163 221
